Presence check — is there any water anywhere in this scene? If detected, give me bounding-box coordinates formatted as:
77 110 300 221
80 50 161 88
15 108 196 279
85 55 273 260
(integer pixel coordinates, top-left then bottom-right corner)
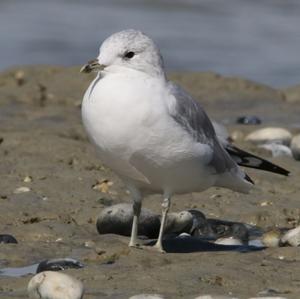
1 0 300 87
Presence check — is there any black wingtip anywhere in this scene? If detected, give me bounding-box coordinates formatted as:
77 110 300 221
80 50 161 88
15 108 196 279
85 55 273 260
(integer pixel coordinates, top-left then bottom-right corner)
245 173 255 185
226 145 290 177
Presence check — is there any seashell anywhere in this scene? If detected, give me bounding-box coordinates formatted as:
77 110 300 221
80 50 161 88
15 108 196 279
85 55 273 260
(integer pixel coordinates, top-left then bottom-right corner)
14 186 30 194
28 271 84 299
245 127 292 145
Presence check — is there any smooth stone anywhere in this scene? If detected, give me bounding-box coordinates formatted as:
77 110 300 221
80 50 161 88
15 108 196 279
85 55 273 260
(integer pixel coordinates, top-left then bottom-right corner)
281 225 300 247
96 203 160 238
0 234 18 244
165 211 193 235
245 127 292 145
261 229 283 247
36 258 84 273
258 143 292 158
236 115 262 125
129 295 164 299
214 237 243 246
28 271 84 299
291 134 300 160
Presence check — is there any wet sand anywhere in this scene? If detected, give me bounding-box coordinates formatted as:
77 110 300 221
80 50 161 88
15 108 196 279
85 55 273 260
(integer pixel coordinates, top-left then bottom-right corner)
0 66 299 298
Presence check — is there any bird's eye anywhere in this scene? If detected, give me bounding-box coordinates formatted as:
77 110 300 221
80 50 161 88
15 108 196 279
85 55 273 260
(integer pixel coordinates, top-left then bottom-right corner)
124 51 135 59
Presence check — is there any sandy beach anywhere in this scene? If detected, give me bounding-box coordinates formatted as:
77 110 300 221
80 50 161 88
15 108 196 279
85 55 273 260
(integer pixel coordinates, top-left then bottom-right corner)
0 66 299 299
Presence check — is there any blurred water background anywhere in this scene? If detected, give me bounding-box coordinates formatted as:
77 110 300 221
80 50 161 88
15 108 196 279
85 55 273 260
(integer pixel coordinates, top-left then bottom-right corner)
1 0 300 87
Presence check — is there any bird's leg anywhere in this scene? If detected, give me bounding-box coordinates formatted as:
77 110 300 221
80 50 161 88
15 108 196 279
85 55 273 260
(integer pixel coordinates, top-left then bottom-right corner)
154 196 171 253
129 199 142 248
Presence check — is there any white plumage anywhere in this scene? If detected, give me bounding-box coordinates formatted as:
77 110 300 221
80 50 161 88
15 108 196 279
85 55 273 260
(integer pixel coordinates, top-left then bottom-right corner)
81 29 253 252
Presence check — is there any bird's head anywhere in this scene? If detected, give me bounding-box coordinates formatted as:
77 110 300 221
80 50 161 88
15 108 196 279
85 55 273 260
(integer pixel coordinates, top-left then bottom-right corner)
80 29 164 77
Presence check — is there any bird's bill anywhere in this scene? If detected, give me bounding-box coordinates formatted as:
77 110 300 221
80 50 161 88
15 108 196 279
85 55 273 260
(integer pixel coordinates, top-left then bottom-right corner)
80 59 105 73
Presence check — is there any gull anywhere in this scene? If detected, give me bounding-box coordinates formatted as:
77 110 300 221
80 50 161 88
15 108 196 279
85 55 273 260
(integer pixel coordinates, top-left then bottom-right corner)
80 29 289 252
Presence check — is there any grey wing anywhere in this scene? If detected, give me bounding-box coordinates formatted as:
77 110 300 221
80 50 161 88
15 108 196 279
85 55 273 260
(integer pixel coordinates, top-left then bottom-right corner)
167 82 237 174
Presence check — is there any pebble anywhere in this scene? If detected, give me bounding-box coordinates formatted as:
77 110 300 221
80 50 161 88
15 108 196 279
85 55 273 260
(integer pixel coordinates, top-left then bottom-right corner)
165 211 193 235
281 225 300 247
236 115 262 125
23 175 33 183
258 143 292 158
14 70 25 86
261 229 283 247
13 186 31 194
291 134 300 160
0 234 18 244
245 127 292 145
28 271 84 299
96 203 160 238
129 295 164 299
36 258 84 273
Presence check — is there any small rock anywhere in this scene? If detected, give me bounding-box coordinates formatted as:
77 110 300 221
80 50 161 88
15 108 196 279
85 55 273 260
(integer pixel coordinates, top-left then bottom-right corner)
14 70 25 86
291 134 300 160
261 229 283 247
84 240 96 248
129 295 164 299
281 225 300 247
0 234 18 244
14 186 31 194
165 211 193 235
245 127 292 145
28 271 84 299
36 258 84 273
96 203 160 238
258 143 292 158
24 176 33 183
92 179 113 193
236 115 261 125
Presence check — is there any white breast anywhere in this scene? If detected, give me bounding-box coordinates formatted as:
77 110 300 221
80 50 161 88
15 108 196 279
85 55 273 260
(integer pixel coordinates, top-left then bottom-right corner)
82 69 216 194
